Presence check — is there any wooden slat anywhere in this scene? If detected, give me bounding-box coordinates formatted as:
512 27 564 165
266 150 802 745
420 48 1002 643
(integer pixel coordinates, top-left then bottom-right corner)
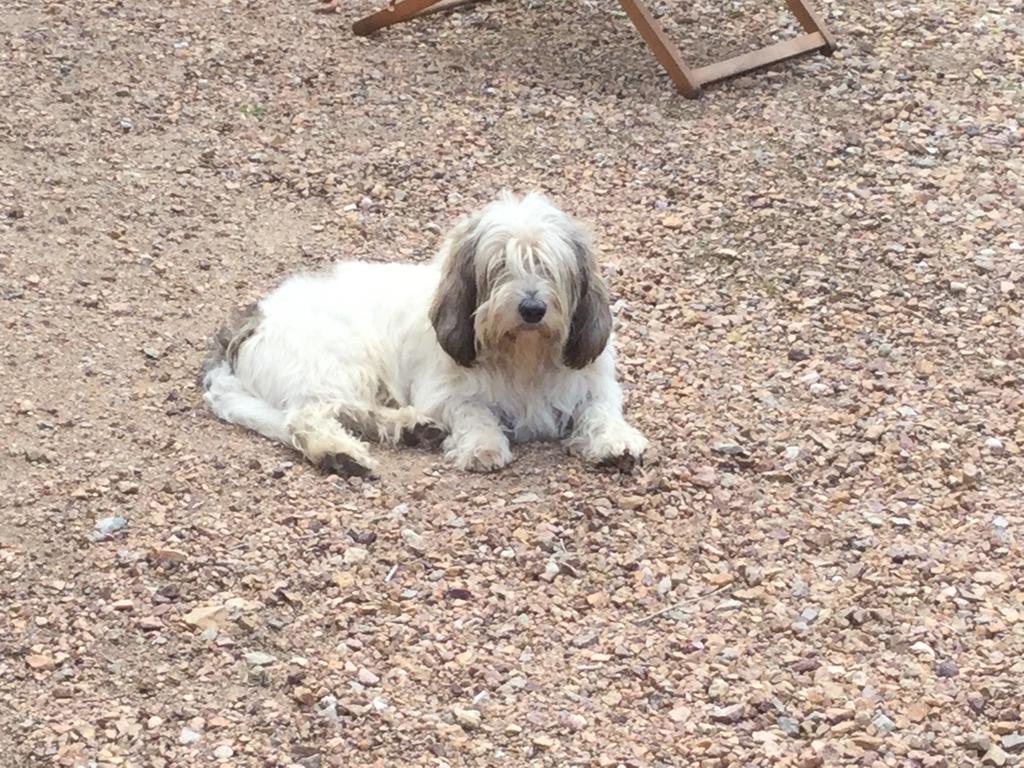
784 0 836 52
353 0 449 36
693 32 827 86
616 0 700 98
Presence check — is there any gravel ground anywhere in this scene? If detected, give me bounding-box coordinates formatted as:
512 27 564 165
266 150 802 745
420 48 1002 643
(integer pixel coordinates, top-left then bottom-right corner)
2 1 1022 766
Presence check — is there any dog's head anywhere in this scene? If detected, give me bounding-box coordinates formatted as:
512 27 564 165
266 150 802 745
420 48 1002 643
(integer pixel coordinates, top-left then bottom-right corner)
429 192 612 370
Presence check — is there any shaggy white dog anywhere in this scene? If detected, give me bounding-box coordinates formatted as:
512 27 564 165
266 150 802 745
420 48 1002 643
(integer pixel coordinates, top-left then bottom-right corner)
201 192 647 476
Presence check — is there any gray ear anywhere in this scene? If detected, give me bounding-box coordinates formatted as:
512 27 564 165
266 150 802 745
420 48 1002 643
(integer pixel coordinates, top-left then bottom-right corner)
563 232 612 369
429 216 480 367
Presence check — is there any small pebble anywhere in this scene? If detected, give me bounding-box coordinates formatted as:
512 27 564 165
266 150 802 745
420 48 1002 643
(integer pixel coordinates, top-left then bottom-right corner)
400 528 426 552
511 492 540 504
864 423 886 441
179 727 201 745
89 516 127 542
656 575 673 595
540 559 560 582
872 713 896 734
244 651 276 667
453 707 481 729
983 744 1009 766
1002 733 1024 754
357 668 380 686
712 441 744 455
561 712 587 731
778 716 801 737
910 641 935 657
343 546 368 565
532 733 555 749
707 677 729 700
709 703 745 723
315 696 339 724
968 734 993 754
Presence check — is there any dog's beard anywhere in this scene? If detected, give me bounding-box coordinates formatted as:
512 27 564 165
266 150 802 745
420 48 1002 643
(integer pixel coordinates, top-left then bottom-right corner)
474 290 567 371
487 327 562 376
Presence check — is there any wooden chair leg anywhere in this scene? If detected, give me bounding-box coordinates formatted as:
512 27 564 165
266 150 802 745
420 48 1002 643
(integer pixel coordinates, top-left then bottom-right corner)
616 0 700 98
353 0 450 36
784 0 836 52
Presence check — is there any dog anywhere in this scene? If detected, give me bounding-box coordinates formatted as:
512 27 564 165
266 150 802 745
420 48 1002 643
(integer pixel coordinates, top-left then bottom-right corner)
201 192 647 476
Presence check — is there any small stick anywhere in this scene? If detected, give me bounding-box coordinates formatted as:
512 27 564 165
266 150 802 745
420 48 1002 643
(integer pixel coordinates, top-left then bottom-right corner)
635 584 731 625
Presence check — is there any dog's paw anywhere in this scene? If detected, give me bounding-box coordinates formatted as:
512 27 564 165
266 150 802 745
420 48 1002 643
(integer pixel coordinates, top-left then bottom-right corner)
580 427 648 473
400 420 449 450
597 449 644 473
319 451 378 478
447 434 513 473
462 445 513 472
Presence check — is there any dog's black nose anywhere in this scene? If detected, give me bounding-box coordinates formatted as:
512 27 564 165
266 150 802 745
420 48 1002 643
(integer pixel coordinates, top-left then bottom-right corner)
518 297 547 324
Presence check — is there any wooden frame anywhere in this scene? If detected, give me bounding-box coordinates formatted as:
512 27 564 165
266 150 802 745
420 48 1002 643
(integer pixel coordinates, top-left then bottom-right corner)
350 0 835 97
351 0 484 36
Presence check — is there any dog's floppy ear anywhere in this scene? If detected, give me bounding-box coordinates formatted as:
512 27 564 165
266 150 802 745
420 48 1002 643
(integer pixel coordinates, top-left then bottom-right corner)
430 215 481 367
563 228 612 370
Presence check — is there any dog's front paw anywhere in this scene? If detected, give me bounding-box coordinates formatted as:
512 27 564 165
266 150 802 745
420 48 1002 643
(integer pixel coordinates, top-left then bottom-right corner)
578 426 648 473
597 450 644 473
400 420 449 450
446 434 513 473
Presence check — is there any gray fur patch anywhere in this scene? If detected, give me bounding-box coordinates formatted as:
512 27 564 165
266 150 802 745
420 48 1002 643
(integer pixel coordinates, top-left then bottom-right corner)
199 302 262 386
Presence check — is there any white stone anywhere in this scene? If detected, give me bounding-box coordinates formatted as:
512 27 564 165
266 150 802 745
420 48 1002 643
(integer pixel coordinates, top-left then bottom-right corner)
343 546 368 564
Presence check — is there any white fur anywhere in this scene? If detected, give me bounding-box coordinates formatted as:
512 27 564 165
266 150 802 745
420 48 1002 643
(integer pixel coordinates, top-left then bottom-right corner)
202 193 647 474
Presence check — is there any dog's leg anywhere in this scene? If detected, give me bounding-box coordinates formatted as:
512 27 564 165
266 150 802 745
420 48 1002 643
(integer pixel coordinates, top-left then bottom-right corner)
332 403 448 450
566 384 648 471
442 402 512 472
286 403 378 477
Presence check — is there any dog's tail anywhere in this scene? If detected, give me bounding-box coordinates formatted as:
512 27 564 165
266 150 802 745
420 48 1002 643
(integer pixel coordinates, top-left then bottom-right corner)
200 303 292 445
199 302 261 385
